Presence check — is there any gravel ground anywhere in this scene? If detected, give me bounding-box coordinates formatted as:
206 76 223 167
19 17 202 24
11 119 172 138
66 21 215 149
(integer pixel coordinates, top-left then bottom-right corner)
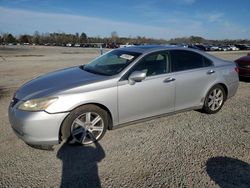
0 46 249 188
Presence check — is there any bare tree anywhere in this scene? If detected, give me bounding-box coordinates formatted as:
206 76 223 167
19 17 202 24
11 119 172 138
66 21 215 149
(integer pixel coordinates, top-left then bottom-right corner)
79 32 87 44
111 31 119 43
33 31 40 44
19 34 32 44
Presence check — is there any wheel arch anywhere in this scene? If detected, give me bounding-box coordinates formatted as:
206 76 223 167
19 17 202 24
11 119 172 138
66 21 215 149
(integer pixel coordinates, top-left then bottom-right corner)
201 83 228 114
204 83 228 100
59 102 114 143
217 83 228 99
89 102 114 130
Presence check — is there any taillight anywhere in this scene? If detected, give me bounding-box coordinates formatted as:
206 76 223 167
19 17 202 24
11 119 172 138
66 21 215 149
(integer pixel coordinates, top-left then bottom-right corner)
235 67 239 73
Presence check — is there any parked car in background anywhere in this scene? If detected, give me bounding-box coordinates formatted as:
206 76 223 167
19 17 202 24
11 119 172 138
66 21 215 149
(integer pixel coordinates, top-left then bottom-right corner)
229 45 239 51
235 44 250 50
188 44 209 51
9 46 239 147
66 43 72 47
74 43 81 47
177 43 188 48
188 44 200 50
209 45 220 51
218 46 231 51
194 44 210 51
119 43 135 48
235 53 250 78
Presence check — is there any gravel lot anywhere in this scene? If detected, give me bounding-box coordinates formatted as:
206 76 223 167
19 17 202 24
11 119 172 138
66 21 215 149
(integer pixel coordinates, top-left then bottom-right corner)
0 46 249 188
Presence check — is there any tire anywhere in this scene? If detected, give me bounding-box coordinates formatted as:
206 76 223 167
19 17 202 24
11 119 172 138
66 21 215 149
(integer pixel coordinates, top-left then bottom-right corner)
202 85 226 114
61 104 109 145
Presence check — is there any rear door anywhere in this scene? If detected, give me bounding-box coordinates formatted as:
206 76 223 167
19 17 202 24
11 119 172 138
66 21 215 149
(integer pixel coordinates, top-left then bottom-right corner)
170 50 216 111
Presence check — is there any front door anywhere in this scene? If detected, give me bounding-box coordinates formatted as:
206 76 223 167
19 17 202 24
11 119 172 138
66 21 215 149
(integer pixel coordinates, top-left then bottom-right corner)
117 51 175 124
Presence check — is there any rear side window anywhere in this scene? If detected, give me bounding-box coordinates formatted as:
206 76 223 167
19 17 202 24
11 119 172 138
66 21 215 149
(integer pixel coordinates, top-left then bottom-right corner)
203 56 213 67
170 50 213 72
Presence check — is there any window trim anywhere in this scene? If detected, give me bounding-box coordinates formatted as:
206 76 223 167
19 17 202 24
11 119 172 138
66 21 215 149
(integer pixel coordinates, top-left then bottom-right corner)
120 50 171 81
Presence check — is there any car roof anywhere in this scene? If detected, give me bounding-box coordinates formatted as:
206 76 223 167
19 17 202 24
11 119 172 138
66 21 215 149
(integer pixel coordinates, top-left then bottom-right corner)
117 45 213 55
118 45 177 54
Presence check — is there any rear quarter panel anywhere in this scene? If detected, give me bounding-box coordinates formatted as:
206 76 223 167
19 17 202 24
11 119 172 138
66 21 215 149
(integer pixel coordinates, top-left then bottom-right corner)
210 63 239 99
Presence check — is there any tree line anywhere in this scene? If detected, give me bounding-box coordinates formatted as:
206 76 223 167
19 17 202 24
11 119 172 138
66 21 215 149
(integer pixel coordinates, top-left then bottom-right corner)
1 31 249 47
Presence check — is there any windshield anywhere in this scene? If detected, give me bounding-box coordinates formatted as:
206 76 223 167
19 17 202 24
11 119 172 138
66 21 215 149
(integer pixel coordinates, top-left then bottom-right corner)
83 50 141 76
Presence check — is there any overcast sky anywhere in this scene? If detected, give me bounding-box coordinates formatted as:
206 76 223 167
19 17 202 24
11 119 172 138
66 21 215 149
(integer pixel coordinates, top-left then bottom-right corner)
0 0 249 39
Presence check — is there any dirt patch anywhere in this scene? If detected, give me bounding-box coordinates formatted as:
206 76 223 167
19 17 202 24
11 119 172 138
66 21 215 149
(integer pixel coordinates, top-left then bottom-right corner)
61 51 101 54
61 52 83 54
0 56 7 61
14 55 44 57
0 87 15 101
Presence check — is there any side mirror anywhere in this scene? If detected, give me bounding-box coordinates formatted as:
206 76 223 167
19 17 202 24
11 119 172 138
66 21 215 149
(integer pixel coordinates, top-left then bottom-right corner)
128 71 146 85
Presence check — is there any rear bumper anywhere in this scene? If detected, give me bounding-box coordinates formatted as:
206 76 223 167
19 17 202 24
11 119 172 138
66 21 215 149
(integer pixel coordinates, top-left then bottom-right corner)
8 105 69 145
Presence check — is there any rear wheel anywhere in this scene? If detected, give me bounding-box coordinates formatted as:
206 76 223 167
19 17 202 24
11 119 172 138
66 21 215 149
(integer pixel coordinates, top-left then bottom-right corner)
203 85 226 114
61 105 108 145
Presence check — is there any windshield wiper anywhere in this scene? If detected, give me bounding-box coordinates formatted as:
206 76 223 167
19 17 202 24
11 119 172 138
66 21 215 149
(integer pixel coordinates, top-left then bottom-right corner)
81 66 110 76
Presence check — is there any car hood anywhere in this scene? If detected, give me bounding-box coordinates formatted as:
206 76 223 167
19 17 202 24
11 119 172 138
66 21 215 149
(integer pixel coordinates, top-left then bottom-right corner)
235 56 250 65
15 66 109 100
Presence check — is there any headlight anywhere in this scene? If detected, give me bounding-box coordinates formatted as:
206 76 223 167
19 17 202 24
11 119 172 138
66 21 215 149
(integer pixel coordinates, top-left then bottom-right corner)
242 65 250 69
18 97 58 111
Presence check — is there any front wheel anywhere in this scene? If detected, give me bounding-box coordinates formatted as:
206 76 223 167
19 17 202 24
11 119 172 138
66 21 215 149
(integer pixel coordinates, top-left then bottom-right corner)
61 105 109 145
202 85 226 114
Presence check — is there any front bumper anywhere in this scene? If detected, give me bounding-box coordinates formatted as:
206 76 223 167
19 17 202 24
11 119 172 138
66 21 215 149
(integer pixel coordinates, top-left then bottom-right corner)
8 105 69 145
239 67 250 78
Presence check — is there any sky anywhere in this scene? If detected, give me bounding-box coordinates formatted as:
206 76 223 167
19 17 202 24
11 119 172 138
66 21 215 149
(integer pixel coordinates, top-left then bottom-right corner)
0 0 249 40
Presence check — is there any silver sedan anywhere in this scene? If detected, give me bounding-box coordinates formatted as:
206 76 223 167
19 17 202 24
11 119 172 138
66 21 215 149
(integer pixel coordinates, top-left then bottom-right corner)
8 46 239 146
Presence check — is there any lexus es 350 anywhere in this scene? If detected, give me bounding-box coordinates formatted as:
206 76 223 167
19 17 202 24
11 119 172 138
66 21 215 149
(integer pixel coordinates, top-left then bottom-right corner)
8 46 239 146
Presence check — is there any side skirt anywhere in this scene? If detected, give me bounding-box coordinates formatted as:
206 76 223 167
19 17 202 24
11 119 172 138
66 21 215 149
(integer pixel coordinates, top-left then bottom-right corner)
111 105 203 130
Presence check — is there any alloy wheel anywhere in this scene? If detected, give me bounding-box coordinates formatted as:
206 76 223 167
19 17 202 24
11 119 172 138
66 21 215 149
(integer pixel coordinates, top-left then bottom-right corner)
70 112 104 144
207 88 224 111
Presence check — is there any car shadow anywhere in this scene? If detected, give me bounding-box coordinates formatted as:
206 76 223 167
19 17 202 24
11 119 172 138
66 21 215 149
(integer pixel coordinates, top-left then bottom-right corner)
57 142 105 188
206 156 250 187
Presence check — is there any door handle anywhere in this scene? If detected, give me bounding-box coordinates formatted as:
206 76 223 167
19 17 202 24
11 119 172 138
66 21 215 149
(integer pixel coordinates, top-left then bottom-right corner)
164 77 175 83
207 70 215 75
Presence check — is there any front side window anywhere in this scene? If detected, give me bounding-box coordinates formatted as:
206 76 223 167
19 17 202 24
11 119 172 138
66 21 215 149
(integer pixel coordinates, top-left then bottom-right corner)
170 50 212 72
83 50 141 76
132 51 170 77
